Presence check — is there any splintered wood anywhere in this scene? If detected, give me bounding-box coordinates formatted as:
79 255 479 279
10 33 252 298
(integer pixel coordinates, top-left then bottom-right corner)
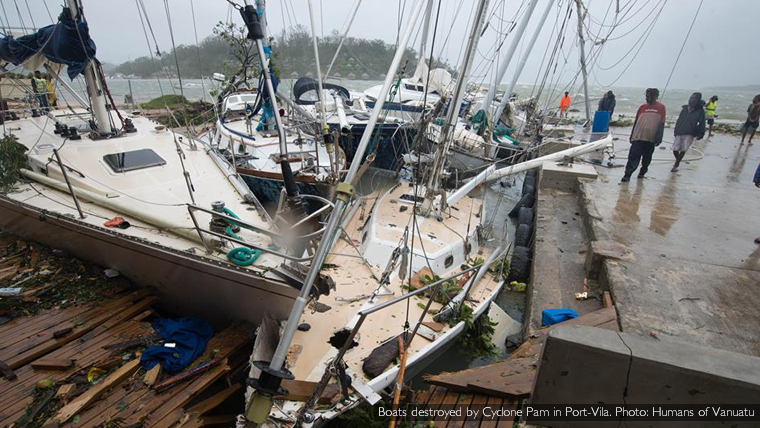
0 288 254 427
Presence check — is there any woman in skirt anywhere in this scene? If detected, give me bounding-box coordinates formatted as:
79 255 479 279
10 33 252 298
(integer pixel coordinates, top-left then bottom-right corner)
671 92 706 172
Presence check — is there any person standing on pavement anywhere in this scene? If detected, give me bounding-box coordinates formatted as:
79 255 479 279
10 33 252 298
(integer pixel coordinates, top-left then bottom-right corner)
740 95 760 145
622 88 667 182
671 92 705 172
598 90 616 119
755 161 760 244
704 95 718 138
559 91 571 118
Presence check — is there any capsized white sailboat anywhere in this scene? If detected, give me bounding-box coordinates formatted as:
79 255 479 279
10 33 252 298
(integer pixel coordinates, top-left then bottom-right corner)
0 1 333 325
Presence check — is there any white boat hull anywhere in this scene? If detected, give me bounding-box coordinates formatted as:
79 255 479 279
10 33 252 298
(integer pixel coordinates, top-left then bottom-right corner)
0 195 298 327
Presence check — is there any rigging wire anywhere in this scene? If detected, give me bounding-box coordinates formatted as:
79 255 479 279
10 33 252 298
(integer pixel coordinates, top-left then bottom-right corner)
11 0 27 34
42 0 54 23
189 0 208 102
0 1 12 35
22 0 33 29
133 0 166 98
405 0 443 335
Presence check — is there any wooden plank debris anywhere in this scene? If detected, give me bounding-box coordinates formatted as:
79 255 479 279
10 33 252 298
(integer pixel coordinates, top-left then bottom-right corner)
51 358 142 423
144 364 162 386
31 359 75 370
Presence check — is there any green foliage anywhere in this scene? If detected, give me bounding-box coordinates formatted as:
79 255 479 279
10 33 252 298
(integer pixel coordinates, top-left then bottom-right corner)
333 400 389 428
420 274 461 305
139 94 189 109
489 257 510 281
0 134 27 193
114 26 453 80
454 304 499 358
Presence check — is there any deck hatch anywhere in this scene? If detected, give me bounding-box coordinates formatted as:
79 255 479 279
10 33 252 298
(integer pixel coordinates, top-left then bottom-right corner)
103 149 166 173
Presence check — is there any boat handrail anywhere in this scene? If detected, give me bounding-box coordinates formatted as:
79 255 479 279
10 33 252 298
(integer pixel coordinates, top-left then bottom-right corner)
297 263 485 418
186 194 335 262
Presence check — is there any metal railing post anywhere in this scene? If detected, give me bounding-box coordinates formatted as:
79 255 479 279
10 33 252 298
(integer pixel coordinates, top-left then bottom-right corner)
52 149 85 219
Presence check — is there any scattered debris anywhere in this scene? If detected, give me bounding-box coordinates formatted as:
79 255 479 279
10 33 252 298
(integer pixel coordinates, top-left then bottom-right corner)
574 291 589 300
103 269 120 278
0 287 21 296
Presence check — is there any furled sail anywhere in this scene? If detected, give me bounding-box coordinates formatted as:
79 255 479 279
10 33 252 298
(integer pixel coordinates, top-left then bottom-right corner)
0 8 96 79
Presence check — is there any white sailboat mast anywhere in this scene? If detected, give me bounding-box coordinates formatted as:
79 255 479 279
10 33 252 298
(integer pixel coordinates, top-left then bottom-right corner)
493 0 556 124
576 0 591 125
413 0 434 79
244 4 432 422
423 0 490 210
65 0 112 135
478 0 539 113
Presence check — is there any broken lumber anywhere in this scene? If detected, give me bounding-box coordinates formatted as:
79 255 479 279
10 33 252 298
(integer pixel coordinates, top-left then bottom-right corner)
0 359 16 381
153 359 221 393
185 383 241 416
31 359 74 370
50 358 141 423
144 364 162 387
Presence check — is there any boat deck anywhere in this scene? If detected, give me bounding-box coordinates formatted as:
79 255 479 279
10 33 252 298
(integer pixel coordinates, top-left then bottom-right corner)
7 109 281 272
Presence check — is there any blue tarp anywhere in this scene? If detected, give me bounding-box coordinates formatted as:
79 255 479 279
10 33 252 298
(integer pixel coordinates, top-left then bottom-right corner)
140 317 213 374
541 308 579 326
0 11 96 80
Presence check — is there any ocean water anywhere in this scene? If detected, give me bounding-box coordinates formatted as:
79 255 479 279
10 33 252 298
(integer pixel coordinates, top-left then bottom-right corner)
98 78 756 122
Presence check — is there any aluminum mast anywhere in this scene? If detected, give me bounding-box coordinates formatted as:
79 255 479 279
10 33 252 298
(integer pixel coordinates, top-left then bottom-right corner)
243 0 431 422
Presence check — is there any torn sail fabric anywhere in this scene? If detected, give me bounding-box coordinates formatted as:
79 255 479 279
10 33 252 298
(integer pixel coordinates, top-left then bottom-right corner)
140 317 213 374
0 11 96 79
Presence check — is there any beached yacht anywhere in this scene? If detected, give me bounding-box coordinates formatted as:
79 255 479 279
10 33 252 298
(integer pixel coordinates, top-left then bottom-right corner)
290 76 415 171
0 2 331 325
210 91 344 207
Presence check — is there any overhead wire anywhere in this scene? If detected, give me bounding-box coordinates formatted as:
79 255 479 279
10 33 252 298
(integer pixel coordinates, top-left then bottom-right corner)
662 0 703 97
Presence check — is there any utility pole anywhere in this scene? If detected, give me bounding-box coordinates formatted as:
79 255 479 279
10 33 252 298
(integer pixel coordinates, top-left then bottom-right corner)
575 0 591 126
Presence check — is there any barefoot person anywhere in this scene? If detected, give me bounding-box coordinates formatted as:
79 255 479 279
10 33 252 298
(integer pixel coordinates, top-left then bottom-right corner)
740 95 760 145
622 88 666 182
704 95 718 138
671 92 706 172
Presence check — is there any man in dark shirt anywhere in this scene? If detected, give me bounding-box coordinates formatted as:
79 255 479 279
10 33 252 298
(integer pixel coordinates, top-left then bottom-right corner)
598 90 616 118
741 94 760 145
622 88 666 182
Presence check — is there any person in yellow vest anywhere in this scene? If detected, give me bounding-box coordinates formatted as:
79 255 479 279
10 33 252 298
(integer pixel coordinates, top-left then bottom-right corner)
31 70 49 111
704 95 718 138
559 91 571 118
45 75 57 108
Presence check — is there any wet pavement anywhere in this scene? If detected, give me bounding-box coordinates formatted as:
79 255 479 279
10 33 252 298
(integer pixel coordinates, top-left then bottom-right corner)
582 128 760 357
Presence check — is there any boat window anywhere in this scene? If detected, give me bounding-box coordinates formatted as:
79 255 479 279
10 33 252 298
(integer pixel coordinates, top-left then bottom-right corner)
398 194 424 204
239 94 257 102
404 84 424 92
103 149 166 173
444 255 454 268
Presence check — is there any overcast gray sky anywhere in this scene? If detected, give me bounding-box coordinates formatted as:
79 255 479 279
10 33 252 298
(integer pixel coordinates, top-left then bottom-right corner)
10 0 758 90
